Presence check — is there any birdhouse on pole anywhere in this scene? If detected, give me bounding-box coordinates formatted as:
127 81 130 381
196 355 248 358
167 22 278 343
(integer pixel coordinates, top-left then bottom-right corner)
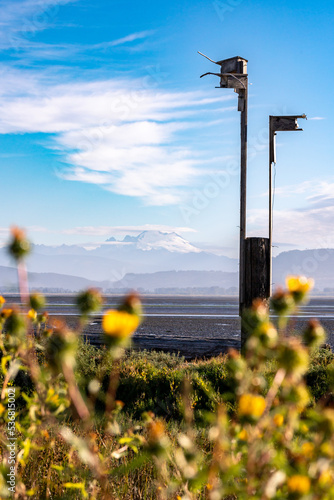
200 54 248 109
270 115 306 164
199 53 249 321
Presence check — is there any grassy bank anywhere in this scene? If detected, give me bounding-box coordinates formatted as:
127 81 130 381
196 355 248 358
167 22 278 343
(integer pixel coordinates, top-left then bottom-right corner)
9 341 334 421
12 344 333 499
75 343 334 418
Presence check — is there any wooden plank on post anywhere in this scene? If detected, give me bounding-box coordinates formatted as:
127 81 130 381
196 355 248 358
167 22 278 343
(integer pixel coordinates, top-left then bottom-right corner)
244 237 270 309
241 237 270 349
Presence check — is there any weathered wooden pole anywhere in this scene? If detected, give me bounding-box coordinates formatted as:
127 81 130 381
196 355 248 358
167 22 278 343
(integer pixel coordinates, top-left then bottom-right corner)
199 57 248 292
238 85 248 316
198 54 248 348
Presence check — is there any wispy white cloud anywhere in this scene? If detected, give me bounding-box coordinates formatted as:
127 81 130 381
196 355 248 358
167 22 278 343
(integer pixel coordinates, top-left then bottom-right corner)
62 225 197 236
308 116 326 120
1 32 157 61
0 0 77 46
249 205 334 249
262 179 334 200
0 72 235 205
249 179 334 249
0 2 236 206
0 0 156 61
108 30 156 47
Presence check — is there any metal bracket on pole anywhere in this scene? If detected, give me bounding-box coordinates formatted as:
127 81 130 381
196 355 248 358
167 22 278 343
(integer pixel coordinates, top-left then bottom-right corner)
268 114 307 295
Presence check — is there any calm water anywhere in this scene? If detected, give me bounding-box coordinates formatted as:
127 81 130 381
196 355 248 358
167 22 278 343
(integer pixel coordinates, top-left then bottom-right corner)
4 295 334 348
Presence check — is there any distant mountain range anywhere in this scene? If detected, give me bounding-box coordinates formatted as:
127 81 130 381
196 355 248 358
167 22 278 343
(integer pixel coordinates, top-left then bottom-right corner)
0 231 334 293
0 231 237 283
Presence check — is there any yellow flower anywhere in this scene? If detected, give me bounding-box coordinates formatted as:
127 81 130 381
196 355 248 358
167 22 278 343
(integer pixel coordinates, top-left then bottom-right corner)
27 309 37 321
0 296 5 307
287 475 311 494
206 483 213 491
0 404 5 416
273 413 284 427
319 470 332 487
1 308 12 318
102 310 139 338
320 442 334 458
286 276 314 294
238 429 248 441
301 442 314 459
49 394 60 405
238 393 266 419
300 424 308 434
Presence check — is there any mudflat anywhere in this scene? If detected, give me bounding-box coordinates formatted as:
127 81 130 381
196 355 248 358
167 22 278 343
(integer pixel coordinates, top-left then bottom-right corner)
4 295 334 359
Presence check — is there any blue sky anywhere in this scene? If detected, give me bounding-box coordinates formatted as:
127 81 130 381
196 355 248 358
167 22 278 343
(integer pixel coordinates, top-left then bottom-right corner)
0 0 333 256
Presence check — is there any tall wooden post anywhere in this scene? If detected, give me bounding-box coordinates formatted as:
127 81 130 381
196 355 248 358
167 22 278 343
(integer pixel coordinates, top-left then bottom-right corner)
198 54 249 348
238 86 248 317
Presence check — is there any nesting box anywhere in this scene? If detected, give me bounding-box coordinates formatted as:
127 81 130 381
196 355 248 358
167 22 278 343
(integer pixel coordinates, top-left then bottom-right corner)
270 115 305 133
269 115 306 163
217 56 248 75
217 56 248 90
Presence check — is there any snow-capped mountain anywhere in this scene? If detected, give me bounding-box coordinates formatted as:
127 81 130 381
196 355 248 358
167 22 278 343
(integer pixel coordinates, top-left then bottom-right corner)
118 231 201 253
0 231 238 284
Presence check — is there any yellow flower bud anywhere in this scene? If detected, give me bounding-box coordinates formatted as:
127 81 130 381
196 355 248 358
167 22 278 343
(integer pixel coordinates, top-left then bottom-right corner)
320 442 334 458
238 428 248 441
303 319 326 349
286 275 314 304
273 413 284 427
286 276 314 294
278 339 309 378
27 309 37 321
238 393 266 419
301 442 314 459
287 475 310 494
1 308 12 318
102 310 139 338
300 424 308 434
319 470 332 487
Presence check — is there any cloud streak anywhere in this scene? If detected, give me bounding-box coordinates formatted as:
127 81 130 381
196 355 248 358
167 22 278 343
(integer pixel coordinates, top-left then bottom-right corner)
0 2 238 206
0 70 235 205
249 179 334 249
0 0 77 45
109 30 156 47
62 225 197 236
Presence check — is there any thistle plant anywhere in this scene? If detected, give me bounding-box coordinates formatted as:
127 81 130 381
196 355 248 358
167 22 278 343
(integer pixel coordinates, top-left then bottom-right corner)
0 229 334 499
